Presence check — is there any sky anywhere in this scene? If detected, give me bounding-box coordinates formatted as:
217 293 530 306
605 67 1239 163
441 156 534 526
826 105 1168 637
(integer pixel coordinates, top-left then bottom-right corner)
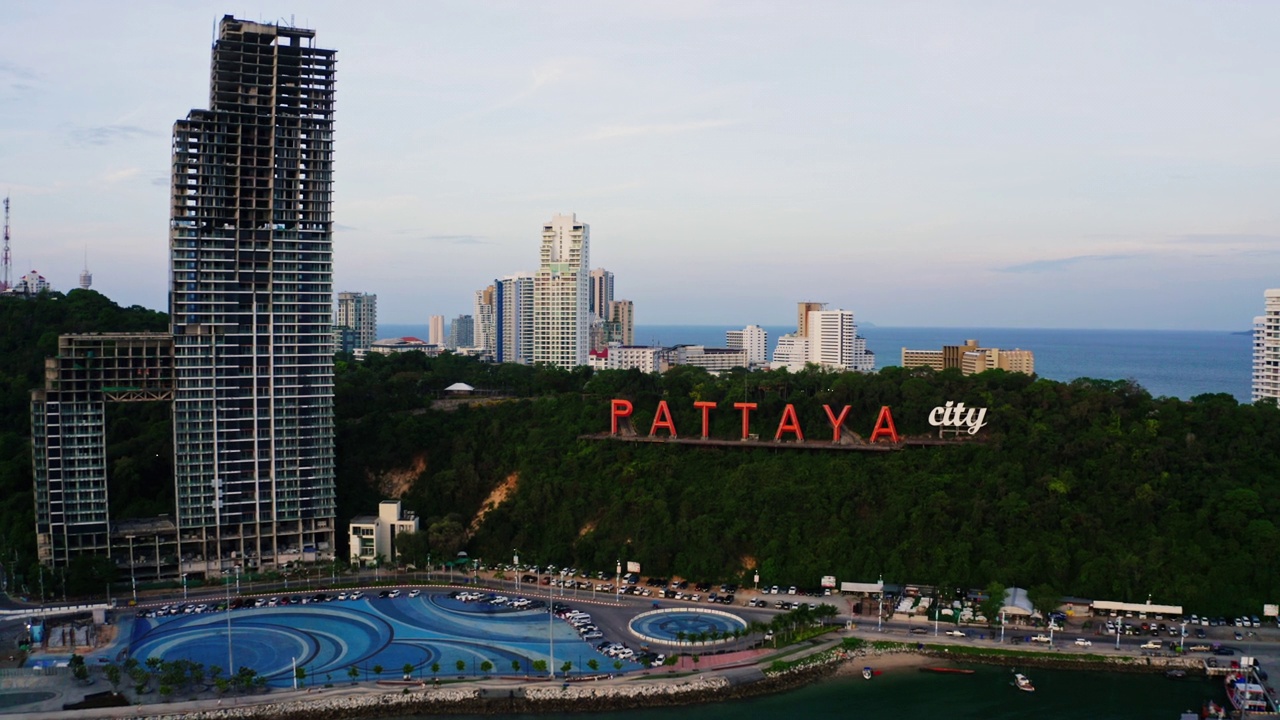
2 1 1279 329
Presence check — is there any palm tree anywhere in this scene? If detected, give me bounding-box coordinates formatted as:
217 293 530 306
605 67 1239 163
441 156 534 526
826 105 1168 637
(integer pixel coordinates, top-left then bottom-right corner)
347 666 359 684
480 660 493 677
455 659 466 674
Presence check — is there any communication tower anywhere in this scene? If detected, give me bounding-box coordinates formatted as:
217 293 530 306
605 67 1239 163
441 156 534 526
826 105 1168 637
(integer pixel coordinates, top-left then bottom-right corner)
1 196 10 292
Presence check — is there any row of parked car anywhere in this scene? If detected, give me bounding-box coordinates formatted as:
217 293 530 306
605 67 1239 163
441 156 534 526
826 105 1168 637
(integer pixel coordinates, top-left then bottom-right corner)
550 602 665 668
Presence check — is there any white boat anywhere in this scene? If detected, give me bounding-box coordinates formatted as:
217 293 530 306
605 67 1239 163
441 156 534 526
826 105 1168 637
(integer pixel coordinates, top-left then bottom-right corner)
1012 672 1035 692
862 666 873 680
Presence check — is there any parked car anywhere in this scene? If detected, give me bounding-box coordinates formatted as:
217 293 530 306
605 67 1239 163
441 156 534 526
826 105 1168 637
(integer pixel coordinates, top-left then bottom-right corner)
1140 640 1161 650
1030 634 1052 643
1075 638 1092 647
945 630 966 638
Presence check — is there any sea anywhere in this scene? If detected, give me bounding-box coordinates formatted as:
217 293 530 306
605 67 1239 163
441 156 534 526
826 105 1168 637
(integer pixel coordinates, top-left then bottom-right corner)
380 323 1253 402
388 665 1224 720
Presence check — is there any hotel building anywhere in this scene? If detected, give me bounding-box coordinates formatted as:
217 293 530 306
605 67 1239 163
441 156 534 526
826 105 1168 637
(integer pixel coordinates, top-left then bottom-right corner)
533 214 590 369
1253 289 1280 403
901 339 1035 376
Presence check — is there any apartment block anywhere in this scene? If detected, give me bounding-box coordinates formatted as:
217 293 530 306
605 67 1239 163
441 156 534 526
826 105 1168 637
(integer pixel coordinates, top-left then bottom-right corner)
348 500 418 567
901 338 1036 376
336 291 377 352
533 214 590 369
496 273 534 364
726 324 769 366
1253 289 1280 403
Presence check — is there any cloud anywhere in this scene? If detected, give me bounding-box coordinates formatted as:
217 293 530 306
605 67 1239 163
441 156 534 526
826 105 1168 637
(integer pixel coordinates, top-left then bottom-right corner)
420 234 490 245
0 61 37 99
102 167 142 183
996 254 1136 273
71 124 155 146
584 119 738 141
1171 233 1280 246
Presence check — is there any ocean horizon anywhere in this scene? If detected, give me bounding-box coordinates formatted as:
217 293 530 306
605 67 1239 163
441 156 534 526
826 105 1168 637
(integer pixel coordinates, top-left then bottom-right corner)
377 323 1252 403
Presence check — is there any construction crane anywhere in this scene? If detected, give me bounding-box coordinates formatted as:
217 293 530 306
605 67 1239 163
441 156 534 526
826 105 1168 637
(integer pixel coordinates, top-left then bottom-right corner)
0 196 10 292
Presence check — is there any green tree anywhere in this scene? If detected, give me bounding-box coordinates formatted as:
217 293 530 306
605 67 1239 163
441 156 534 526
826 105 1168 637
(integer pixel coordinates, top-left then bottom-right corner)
587 658 599 672
104 663 121 691
403 662 414 680
532 659 548 674
511 659 521 674
561 660 572 675
295 665 306 687
455 659 466 674
347 665 359 684
980 581 1007 624
372 664 384 677
479 659 493 676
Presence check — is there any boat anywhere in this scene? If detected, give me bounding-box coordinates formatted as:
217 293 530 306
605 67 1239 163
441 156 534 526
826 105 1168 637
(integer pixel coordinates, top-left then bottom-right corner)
1165 668 1187 679
1012 672 1035 692
862 666 873 680
1225 674 1269 714
1200 700 1225 719
920 666 976 675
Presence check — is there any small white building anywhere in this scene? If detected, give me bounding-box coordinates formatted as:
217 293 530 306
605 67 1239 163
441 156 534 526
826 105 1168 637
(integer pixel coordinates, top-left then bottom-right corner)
348 500 419 567
726 324 769 367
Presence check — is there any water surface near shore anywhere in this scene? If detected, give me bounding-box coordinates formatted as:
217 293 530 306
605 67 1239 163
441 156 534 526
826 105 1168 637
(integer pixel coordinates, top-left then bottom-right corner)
390 665 1224 720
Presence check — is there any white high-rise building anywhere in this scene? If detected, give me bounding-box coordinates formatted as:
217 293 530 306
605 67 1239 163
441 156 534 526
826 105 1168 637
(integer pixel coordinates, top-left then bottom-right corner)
726 324 769 366
1253 289 1280 403
772 305 873 372
336 291 377 352
428 315 445 347
497 273 535 364
474 285 496 357
533 213 590 369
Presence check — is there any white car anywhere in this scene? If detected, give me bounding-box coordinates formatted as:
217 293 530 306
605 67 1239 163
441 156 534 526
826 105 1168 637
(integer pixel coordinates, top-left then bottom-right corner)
1030 634 1052 643
408 589 420 598
1140 640 1161 650
945 630 966 638
1074 638 1092 647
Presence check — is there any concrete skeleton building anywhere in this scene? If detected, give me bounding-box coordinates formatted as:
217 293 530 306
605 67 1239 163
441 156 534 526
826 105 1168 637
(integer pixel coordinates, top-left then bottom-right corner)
335 291 377 353
901 339 1036 376
604 299 634 346
31 16 339 578
1253 289 1280 404
533 213 590 370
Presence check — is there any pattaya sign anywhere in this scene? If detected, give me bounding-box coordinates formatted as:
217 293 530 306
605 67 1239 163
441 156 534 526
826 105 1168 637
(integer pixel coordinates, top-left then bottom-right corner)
609 399 988 442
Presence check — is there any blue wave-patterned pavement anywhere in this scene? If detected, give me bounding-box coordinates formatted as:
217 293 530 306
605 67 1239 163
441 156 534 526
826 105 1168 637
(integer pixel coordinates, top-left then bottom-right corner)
127 594 637 686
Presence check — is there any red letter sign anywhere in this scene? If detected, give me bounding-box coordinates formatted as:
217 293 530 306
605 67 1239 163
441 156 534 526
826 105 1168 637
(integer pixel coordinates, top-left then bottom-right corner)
869 405 900 443
823 404 851 442
610 399 633 435
775 403 804 441
693 401 717 439
733 402 757 439
649 400 677 438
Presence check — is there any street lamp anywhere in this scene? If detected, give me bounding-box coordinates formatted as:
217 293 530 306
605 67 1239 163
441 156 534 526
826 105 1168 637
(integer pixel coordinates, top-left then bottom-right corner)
127 535 137 603
182 573 188 601
1115 616 1122 650
1179 621 1187 652
225 570 234 674
292 655 298 690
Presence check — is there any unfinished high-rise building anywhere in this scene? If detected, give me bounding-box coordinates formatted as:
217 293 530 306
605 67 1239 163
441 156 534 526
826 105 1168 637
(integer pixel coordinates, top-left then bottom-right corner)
32 16 339 580
169 15 337 572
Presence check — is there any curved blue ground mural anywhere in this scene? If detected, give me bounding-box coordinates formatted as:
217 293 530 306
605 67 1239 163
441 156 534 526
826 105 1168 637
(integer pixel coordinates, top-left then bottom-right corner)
127 593 640 686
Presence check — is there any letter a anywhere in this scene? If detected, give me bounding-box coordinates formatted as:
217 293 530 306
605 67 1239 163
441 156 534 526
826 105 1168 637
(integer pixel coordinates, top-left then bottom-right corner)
869 405 900 443
610 399 634 435
649 400 677 438
775 404 804 442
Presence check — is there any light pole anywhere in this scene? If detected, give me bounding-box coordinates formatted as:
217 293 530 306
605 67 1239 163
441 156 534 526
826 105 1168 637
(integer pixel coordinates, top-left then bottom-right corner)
615 560 621 599
548 603 555 680
1115 617 1121 650
754 572 759 593
127 535 137 603
182 573 188 601
1179 621 1186 652
225 570 234 674
876 575 884 633
1001 611 1006 644
292 656 298 690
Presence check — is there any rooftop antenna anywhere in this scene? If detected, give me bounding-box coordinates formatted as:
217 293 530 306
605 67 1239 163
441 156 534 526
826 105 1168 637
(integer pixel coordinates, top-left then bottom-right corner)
1 196 11 292
79 245 92 291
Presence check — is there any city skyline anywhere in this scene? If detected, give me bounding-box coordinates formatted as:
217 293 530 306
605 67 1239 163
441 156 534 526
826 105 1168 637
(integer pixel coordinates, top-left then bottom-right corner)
3 2 1280 330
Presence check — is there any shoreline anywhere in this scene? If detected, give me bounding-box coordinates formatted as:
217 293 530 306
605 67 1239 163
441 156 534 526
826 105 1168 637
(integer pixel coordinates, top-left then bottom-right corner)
42 641 1207 720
